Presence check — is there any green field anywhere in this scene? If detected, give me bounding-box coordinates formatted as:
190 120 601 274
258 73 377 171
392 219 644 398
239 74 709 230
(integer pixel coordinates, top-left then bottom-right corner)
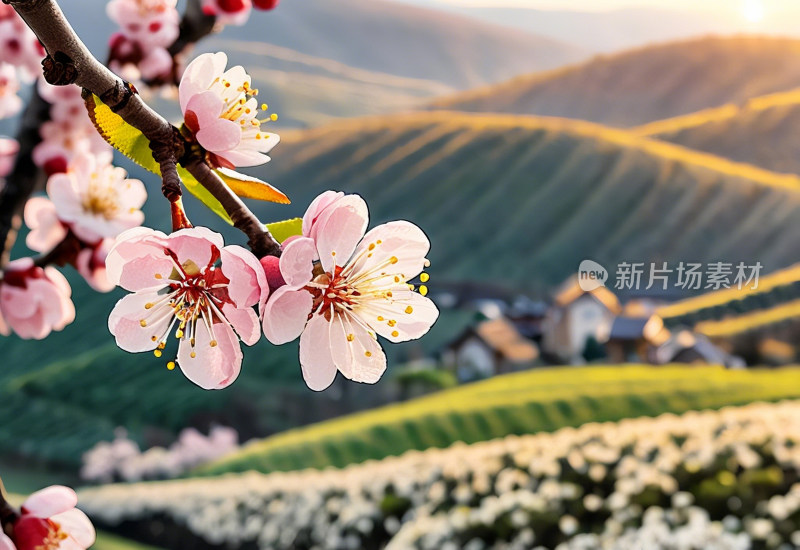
198 364 800 476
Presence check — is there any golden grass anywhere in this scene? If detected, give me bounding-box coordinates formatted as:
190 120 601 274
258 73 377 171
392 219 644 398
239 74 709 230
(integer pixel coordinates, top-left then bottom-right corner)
657 263 800 319
632 88 800 137
281 111 800 193
696 299 800 337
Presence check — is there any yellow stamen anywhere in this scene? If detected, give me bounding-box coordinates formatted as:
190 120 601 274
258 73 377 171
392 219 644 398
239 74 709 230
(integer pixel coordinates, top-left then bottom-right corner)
420 285 428 296
167 362 176 371
420 273 430 283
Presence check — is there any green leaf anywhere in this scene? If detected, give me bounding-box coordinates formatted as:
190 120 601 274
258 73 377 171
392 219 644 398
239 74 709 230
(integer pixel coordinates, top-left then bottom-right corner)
266 218 303 244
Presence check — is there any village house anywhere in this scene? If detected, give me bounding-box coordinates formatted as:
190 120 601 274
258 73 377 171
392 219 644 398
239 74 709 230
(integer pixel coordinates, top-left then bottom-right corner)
443 317 540 382
541 276 622 363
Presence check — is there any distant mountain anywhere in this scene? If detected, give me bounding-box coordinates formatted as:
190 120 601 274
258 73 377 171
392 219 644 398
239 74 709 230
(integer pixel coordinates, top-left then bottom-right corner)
398 5 738 54
59 0 587 126
430 36 800 127
204 0 587 90
634 89 800 176
7 111 800 467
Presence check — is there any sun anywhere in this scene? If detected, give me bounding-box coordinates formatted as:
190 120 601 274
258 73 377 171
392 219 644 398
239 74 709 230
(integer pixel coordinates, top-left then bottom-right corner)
742 0 765 23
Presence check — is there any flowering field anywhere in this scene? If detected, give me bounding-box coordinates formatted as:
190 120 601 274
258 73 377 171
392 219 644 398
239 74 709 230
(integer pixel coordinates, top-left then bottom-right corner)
80 400 800 549
198 365 800 476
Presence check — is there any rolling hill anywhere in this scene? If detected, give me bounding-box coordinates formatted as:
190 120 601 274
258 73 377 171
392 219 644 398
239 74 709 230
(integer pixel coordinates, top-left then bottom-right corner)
7 111 800 467
429 36 800 127
634 89 800 175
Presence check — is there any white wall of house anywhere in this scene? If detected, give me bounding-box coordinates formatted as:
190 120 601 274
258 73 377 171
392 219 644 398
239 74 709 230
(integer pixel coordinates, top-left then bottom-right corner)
456 337 495 382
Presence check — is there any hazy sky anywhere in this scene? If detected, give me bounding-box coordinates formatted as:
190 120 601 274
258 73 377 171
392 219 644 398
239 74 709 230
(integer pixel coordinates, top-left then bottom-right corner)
414 0 796 16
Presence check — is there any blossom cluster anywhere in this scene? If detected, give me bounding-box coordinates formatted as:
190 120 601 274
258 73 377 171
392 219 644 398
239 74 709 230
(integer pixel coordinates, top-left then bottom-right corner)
78 400 800 549
0 154 146 339
0 4 44 119
201 0 281 27
81 426 240 483
106 188 438 391
0 486 95 550
33 79 112 176
107 0 180 83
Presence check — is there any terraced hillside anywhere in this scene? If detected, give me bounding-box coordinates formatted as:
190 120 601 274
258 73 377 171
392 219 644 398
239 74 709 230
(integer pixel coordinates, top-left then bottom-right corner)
429 37 800 126
634 89 800 175
6 112 800 467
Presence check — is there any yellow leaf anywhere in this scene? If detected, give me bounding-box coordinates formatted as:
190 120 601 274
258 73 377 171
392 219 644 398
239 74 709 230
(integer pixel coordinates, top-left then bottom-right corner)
216 167 290 204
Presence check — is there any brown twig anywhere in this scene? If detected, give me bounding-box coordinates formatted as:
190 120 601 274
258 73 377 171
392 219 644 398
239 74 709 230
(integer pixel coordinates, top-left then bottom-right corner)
183 155 281 258
0 477 19 539
4 0 281 258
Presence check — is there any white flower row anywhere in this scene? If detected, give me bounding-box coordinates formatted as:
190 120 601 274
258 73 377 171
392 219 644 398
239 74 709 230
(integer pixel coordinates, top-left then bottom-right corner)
78 400 800 549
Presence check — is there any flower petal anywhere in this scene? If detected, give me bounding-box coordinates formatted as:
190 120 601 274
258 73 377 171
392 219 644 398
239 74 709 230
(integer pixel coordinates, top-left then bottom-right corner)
106 228 170 290
196 119 242 153
329 313 387 384
52 508 95 548
261 286 312 345
350 220 430 283
312 194 369 273
168 227 224 269
221 302 260 346
0 532 14 550
302 191 344 237
23 197 67 253
177 319 242 390
298 314 339 392
220 245 266 308
22 486 77 518
358 290 439 343
279 237 316 288
179 52 228 113
108 291 171 353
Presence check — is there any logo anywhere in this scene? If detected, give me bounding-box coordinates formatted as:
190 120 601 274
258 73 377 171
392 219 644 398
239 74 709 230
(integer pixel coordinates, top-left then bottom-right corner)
578 260 607 291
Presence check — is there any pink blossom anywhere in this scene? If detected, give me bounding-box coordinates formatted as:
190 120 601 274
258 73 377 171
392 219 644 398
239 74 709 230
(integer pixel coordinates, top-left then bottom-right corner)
10 486 95 550
262 192 439 391
202 0 252 26
76 239 116 292
44 153 146 244
0 136 18 178
34 82 112 175
23 197 67 253
107 0 179 82
0 7 44 80
179 52 279 169
0 532 13 550
106 227 267 389
0 259 76 340
0 63 22 119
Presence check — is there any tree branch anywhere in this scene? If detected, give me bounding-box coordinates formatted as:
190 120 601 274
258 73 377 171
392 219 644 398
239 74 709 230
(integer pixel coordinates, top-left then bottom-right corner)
183 156 281 258
5 0 281 257
0 477 19 539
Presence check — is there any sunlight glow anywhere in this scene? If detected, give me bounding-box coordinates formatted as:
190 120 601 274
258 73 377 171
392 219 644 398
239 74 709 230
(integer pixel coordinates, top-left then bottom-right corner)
742 0 765 22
